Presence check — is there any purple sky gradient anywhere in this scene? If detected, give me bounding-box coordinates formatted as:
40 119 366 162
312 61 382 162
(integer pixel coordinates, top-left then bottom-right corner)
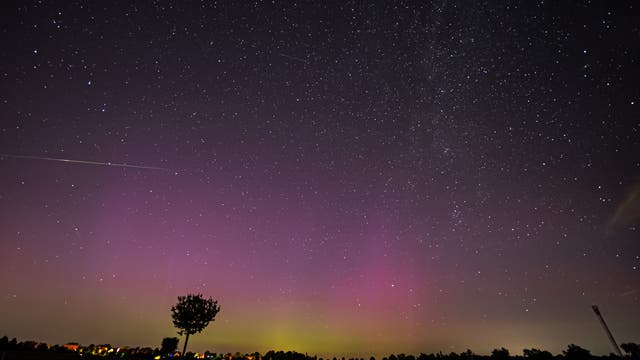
0 1 639 357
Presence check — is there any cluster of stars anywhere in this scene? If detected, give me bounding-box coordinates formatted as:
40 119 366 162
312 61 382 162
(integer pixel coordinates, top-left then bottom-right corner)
1 0 639 357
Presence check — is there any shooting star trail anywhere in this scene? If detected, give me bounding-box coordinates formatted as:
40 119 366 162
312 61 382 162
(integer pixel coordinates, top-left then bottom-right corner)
620 289 638 297
279 53 308 64
0 153 170 171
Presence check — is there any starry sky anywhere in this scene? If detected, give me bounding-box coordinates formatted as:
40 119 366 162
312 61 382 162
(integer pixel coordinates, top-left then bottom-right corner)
0 1 639 357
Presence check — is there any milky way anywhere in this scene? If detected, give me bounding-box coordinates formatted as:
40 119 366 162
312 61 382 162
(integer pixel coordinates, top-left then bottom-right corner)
0 1 638 357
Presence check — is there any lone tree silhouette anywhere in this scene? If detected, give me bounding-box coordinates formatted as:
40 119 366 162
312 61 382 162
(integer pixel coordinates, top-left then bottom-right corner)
171 294 220 355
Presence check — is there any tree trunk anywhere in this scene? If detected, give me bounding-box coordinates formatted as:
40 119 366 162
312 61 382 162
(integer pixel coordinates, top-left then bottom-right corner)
182 333 190 356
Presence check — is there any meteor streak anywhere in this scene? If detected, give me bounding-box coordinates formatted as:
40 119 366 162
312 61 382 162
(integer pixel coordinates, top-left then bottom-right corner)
0 153 169 171
279 53 308 64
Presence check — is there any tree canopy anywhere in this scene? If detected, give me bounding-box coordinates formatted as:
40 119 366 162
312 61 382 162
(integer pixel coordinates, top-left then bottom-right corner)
160 337 179 355
562 344 591 360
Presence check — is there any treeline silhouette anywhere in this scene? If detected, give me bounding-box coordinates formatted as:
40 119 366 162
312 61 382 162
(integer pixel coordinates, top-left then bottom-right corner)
1 336 639 360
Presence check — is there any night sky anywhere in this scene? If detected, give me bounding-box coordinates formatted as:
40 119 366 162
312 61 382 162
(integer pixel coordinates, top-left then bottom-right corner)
1 1 639 357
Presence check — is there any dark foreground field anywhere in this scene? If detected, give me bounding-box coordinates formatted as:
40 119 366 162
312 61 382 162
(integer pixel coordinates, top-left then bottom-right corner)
2 348 640 360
